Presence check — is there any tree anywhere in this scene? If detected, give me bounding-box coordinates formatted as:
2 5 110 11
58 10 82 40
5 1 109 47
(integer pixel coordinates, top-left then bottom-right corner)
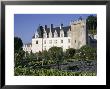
86 15 97 31
14 37 25 67
14 50 25 67
42 50 50 65
74 45 97 60
65 48 75 59
37 51 43 61
48 47 64 70
14 37 23 53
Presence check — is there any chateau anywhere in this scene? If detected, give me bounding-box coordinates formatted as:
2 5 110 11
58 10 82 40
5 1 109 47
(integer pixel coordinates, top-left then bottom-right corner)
23 18 96 53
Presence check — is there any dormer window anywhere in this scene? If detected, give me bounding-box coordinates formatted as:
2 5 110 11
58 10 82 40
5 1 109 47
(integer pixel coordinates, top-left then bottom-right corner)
54 30 58 38
36 41 38 44
61 34 63 37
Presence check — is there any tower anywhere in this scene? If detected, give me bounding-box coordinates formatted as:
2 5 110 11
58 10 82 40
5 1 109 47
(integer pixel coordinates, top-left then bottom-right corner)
70 19 87 49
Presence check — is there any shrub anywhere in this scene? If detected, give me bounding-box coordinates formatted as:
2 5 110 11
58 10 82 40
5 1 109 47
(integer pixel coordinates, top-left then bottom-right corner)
42 50 50 65
74 45 97 60
14 67 96 76
65 48 76 59
48 47 64 70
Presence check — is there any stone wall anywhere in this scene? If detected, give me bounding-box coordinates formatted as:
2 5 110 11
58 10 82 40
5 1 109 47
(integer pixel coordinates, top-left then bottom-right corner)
70 19 87 49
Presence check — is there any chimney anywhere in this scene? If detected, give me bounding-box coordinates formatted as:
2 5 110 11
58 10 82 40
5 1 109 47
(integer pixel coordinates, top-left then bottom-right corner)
45 25 47 30
50 24 53 30
60 23 63 29
50 24 53 33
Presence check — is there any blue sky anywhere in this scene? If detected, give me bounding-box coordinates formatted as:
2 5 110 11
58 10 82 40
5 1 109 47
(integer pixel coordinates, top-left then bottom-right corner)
14 14 96 44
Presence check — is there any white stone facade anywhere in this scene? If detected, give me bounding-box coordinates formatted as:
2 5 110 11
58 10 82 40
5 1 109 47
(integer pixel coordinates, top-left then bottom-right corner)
23 43 32 53
23 19 88 53
31 37 71 53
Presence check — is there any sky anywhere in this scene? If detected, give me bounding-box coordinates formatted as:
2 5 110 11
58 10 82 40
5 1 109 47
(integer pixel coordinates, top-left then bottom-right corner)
14 14 96 44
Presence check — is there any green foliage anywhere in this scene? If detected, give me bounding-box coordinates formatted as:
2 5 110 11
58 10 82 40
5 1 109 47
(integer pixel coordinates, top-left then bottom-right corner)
65 48 75 59
14 67 96 76
37 51 43 61
26 52 38 61
14 49 25 67
73 49 81 60
74 45 97 60
42 50 50 61
88 29 97 35
14 45 97 76
14 37 25 67
48 47 64 69
86 15 97 30
14 37 23 53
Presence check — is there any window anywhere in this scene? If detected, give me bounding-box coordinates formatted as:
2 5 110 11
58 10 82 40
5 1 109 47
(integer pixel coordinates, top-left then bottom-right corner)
36 41 38 44
61 40 63 43
68 39 70 43
44 40 46 44
75 40 76 43
56 40 57 43
49 40 52 44
54 40 57 44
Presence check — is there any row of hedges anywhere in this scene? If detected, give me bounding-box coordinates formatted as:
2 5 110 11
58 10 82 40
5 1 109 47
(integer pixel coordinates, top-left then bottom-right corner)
15 67 96 76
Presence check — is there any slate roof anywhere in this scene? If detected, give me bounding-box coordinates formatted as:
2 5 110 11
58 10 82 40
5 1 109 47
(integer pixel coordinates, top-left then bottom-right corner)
36 25 70 38
24 43 32 47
